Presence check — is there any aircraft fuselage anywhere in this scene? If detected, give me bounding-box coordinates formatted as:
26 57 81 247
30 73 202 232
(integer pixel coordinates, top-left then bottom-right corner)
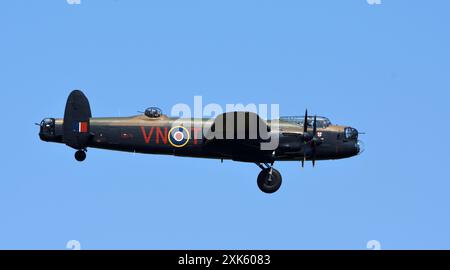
39 115 362 162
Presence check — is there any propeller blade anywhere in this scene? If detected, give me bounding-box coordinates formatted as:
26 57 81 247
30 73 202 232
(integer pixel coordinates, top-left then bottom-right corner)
313 115 317 136
303 109 308 133
312 146 316 167
311 137 317 167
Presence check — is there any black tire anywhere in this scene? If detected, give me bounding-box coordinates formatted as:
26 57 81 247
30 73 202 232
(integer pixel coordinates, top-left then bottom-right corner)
74 150 86 162
257 168 282 194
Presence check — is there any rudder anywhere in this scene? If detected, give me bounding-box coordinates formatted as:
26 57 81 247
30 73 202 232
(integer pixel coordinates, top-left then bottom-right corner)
63 90 92 149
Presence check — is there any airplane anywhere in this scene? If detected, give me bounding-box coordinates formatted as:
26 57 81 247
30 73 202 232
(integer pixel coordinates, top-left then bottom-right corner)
38 90 364 194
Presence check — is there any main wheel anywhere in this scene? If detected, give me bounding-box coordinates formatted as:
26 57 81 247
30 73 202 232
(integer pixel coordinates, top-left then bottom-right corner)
74 150 86 162
257 168 282 194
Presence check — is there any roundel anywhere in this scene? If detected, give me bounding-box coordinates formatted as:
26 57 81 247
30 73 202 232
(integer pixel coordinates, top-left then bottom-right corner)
168 126 190 148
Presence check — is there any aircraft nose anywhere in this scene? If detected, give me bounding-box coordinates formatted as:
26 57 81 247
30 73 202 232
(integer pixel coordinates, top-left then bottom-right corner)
356 140 365 155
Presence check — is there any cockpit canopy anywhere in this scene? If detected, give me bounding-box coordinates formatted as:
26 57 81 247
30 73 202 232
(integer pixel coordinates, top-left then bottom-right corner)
144 107 162 118
280 116 332 129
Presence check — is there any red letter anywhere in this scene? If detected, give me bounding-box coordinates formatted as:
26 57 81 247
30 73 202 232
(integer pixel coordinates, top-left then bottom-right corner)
140 126 155 144
156 127 168 144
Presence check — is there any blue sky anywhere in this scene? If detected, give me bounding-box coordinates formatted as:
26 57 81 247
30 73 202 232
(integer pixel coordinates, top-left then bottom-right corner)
1 0 449 250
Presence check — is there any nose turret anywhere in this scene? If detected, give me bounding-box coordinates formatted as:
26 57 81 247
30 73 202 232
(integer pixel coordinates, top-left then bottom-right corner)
338 127 364 158
344 127 359 140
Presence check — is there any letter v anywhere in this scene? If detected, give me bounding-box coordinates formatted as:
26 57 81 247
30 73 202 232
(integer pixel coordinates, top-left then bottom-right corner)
140 126 155 144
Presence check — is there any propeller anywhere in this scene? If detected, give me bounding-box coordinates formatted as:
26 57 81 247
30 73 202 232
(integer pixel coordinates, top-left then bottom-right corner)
301 110 322 168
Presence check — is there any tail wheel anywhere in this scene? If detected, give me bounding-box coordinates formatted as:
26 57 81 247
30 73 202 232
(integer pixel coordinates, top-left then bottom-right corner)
257 168 282 194
74 150 86 162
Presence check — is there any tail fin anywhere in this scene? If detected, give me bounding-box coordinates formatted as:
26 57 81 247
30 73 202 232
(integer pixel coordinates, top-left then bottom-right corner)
63 90 92 149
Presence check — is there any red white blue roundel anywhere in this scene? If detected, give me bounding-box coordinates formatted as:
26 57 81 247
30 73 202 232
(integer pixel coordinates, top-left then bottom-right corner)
168 126 190 148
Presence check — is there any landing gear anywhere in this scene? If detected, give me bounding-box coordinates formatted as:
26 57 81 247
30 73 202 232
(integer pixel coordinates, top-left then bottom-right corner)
74 149 87 162
256 163 282 194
